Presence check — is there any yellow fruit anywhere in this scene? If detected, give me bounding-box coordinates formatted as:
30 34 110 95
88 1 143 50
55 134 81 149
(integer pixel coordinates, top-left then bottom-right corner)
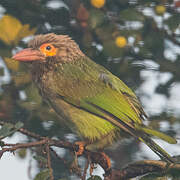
91 0 105 8
115 36 127 48
155 5 166 15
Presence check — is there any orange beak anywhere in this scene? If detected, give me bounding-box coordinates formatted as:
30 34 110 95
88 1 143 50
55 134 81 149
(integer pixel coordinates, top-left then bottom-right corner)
12 48 45 62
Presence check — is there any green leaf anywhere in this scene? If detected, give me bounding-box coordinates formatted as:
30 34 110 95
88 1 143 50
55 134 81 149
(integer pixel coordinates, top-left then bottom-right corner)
0 67 4 76
165 14 180 31
34 169 50 180
17 148 27 159
89 9 105 29
119 8 144 21
103 40 124 58
14 121 24 129
33 155 47 165
95 24 115 41
143 32 164 56
0 122 24 140
87 175 102 180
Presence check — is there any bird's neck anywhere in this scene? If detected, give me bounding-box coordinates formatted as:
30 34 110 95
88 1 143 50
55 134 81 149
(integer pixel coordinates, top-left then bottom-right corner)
30 53 85 86
30 62 45 86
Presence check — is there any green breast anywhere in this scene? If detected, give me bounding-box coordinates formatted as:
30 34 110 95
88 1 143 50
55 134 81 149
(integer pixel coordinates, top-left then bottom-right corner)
48 94 120 149
35 57 120 147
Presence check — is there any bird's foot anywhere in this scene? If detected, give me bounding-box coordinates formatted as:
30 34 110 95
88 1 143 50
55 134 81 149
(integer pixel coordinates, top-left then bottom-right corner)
74 141 86 156
89 152 111 176
69 141 87 176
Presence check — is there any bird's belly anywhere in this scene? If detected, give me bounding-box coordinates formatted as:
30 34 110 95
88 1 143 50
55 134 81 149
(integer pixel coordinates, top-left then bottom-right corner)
48 97 120 148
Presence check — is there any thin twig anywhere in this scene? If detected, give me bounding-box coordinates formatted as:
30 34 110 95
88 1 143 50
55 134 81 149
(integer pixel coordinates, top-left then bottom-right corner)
19 127 42 139
0 121 42 140
82 156 90 180
0 139 47 158
1 121 180 179
50 147 68 167
46 144 54 180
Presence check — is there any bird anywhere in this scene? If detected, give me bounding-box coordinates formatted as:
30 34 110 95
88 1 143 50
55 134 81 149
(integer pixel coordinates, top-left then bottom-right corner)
12 33 176 167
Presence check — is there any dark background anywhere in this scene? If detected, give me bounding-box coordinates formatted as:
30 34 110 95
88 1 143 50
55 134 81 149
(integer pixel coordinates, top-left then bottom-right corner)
0 0 179 179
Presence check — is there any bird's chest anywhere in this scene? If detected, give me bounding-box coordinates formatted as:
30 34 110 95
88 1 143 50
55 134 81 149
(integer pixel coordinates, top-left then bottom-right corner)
31 67 69 100
31 64 52 98
31 62 103 102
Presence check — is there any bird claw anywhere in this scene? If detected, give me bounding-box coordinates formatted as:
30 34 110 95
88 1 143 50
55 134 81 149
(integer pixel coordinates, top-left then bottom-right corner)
89 152 111 176
75 141 86 156
69 141 87 176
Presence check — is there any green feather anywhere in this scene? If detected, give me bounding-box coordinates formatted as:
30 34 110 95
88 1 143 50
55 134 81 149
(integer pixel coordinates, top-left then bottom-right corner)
137 126 177 144
41 56 176 161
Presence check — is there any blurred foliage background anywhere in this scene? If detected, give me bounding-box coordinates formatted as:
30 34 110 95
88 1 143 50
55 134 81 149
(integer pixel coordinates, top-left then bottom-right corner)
0 0 180 179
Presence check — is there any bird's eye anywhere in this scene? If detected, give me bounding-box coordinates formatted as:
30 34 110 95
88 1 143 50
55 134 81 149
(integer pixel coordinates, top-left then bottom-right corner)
40 43 57 57
46 45 51 51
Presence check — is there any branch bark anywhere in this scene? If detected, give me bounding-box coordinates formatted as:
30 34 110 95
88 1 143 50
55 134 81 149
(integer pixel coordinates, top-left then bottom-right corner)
0 122 179 179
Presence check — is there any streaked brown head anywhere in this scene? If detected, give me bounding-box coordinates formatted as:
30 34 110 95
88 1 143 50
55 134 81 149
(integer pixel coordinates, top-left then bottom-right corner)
12 33 84 63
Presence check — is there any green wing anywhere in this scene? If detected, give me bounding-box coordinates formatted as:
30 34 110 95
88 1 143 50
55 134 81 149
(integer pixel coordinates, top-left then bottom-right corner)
79 71 176 144
49 57 176 144
55 57 144 125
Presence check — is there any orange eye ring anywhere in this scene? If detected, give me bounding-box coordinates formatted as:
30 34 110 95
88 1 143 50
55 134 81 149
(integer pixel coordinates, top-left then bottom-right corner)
39 43 57 57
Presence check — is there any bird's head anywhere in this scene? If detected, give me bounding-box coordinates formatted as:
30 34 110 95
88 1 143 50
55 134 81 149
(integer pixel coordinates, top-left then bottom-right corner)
12 33 84 63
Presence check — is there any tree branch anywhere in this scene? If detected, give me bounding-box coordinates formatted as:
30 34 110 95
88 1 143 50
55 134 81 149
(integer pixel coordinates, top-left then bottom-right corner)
0 139 47 158
108 160 180 180
0 122 180 179
46 144 54 180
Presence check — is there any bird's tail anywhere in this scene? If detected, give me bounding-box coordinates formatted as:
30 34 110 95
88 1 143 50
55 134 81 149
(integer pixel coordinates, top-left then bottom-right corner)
137 126 177 163
139 135 174 163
